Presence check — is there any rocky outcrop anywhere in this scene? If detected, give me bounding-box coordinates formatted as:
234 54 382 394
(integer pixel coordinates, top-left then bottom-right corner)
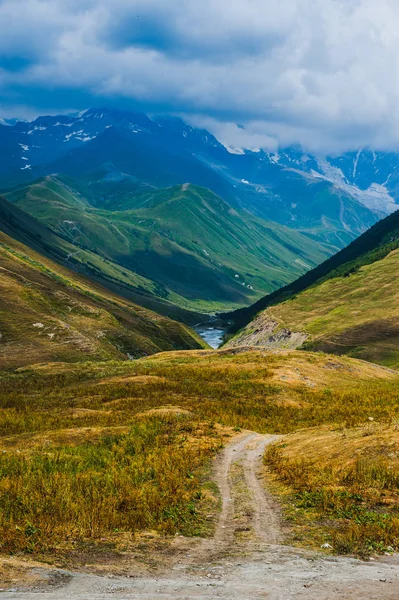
226 315 308 350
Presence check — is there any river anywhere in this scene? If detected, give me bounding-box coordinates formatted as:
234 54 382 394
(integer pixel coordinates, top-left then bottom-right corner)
195 324 225 349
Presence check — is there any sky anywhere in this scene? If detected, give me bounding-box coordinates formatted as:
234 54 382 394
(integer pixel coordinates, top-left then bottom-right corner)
1 0 399 153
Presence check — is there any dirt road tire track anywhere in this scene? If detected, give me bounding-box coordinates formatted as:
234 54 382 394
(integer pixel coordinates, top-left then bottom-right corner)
4 432 399 599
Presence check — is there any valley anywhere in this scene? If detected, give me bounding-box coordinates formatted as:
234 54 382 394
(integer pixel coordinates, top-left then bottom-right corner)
2 108 399 600
4 176 331 314
1 108 397 326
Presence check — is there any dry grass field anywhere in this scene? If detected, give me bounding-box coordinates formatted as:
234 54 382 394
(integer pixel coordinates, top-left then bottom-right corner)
265 422 399 556
1 348 399 558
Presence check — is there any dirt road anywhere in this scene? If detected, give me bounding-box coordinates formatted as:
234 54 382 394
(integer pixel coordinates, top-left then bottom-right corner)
4 433 399 599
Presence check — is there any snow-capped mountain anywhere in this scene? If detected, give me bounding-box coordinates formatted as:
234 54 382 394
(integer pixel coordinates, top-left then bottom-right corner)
0 108 156 177
255 147 398 216
0 107 397 251
0 108 224 184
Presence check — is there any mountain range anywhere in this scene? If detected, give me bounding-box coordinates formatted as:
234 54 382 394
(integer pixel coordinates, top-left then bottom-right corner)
1 107 395 250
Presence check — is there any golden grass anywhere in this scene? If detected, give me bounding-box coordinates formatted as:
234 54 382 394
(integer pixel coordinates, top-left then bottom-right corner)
265 423 399 556
95 375 166 385
0 416 226 554
1 348 399 557
0 231 205 370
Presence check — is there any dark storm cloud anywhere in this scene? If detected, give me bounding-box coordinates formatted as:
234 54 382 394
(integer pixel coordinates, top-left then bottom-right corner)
0 0 399 152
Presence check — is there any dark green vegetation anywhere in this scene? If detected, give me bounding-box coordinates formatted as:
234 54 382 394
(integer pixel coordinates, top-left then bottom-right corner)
0 228 204 369
229 208 399 329
1 349 399 555
228 208 399 366
4 176 331 313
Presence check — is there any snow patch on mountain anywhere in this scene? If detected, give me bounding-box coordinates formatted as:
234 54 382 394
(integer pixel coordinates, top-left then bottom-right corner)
27 126 47 134
354 183 397 214
76 135 96 142
223 145 245 155
312 159 397 215
64 131 96 143
353 149 362 179
269 153 280 163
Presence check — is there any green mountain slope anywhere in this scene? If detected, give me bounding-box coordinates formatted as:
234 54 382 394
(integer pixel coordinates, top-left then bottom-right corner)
227 210 399 367
0 228 205 369
237 169 381 250
5 176 332 312
0 192 206 325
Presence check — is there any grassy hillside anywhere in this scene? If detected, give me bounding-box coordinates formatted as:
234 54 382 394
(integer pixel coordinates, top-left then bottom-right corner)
0 193 207 325
0 229 205 369
227 209 399 366
5 176 332 312
0 348 398 557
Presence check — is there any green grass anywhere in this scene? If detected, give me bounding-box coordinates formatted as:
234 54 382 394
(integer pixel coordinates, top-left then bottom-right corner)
4 176 332 312
228 208 399 366
228 207 399 332
256 248 399 365
0 192 206 325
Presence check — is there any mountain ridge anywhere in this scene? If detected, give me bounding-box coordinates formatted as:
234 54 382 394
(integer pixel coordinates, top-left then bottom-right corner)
0 192 208 325
226 207 399 366
0 224 205 369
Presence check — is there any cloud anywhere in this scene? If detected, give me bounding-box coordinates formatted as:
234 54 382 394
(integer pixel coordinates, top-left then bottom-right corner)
1 0 399 152
186 116 279 152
